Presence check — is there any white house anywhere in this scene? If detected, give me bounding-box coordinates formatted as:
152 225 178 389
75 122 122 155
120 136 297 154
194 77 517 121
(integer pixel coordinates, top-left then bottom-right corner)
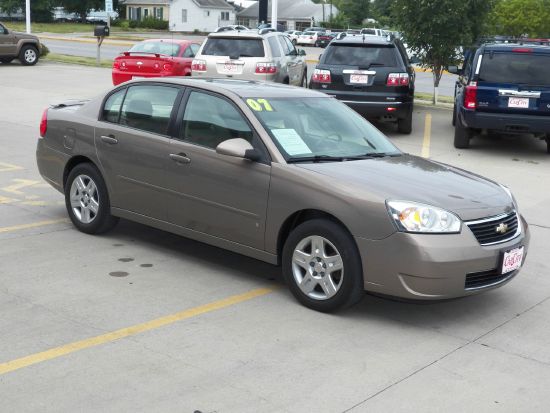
169 0 236 32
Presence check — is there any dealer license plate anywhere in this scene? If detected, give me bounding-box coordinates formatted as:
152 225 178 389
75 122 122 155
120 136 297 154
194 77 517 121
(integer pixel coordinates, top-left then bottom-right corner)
224 62 238 72
508 97 529 108
501 246 524 274
350 74 368 84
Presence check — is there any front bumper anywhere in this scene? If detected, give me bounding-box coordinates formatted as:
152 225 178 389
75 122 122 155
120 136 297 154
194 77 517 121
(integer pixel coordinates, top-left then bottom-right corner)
461 107 550 134
355 214 530 300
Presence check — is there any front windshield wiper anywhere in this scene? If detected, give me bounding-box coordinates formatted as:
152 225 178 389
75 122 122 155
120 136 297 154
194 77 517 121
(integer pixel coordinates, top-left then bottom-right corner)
287 153 399 163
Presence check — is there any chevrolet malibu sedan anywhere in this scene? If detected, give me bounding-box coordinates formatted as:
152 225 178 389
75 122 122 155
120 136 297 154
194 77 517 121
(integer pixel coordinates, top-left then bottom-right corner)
36 79 529 312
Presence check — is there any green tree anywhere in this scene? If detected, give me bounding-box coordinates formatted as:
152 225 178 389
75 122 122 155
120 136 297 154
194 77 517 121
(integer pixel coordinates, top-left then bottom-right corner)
394 0 493 104
0 0 55 22
58 0 103 22
371 0 395 27
335 0 370 27
489 0 550 37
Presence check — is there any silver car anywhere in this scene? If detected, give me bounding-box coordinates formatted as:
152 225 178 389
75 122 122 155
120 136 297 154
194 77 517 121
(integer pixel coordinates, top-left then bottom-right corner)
36 79 529 313
192 31 308 86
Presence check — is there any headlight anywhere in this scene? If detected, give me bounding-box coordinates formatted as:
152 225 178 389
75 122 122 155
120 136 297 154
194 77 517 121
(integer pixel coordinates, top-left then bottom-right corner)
499 184 518 208
387 201 461 233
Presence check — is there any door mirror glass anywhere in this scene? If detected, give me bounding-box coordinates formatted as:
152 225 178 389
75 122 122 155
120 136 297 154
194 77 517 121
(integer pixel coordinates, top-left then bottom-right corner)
298 49 306 56
448 65 461 75
0 25 8 35
216 138 259 161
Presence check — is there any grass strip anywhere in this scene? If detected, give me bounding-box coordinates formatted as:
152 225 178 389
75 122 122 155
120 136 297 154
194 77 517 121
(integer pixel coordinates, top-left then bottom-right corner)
44 53 113 68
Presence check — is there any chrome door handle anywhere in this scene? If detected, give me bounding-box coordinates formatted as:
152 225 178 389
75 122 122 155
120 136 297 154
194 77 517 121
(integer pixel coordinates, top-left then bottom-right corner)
169 153 191 164
100 135 118 145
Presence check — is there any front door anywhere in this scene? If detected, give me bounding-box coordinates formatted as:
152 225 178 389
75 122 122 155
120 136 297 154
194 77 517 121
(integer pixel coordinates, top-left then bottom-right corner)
0 24 16 56
164 90 271 249
95 83 182 220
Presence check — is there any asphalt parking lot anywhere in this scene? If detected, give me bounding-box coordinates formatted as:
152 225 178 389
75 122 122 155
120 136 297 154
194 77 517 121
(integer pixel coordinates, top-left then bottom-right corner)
1 62 550 412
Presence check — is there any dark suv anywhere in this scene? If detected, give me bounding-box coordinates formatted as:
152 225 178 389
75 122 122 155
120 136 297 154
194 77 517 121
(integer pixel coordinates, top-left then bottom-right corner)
450 41 550 153
310 34 415 134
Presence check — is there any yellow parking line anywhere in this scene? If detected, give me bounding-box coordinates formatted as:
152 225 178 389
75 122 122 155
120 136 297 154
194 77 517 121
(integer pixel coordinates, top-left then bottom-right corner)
0 218 69 234
0 162 24 172
421 113 432 158
1 179 40 195
0 287 275 375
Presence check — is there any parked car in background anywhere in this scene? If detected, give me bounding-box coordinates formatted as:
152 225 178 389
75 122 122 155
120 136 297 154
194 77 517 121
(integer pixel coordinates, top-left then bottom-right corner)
310 33 415 134
0 22 42 65
450 40 550 153
285 30 302 45
36 78 529 312
360 28 390 37
315 32 334 48
112 39 201 85
215 25 249 33
192 31 307 86
297 31 318 46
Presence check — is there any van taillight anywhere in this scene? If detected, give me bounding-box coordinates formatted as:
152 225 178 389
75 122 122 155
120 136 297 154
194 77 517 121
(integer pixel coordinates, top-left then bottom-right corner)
387 73 409 86
40 108 48 138
192 59 207 71
464 85 478 109
312 69 331 83
256 63 277 74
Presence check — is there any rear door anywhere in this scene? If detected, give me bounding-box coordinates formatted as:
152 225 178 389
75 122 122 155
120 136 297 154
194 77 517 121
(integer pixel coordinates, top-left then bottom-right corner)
318 43 407 103
199 36 265 79
476 49 550 116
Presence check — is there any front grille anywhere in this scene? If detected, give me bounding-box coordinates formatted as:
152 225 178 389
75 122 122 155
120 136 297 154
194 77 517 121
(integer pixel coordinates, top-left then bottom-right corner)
466 211 519 246
465 268 518 290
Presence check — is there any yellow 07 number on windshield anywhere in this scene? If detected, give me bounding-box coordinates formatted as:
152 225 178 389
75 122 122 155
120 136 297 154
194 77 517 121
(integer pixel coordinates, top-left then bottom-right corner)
247 98 274 112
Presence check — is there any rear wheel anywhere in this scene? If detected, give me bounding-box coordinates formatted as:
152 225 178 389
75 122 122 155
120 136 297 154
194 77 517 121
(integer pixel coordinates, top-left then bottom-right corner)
314 40 320 47
282 219 364 312
0 57 14 64
452 103 457 126
65 163 119 234
397 110 413 134
546 135 550 154
454 118 473 149
19 45 39 66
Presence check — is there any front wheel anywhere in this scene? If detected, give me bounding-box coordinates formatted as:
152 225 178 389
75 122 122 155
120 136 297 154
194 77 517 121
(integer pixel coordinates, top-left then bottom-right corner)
65 163 119 234
19 45 39 66
282 219 364 312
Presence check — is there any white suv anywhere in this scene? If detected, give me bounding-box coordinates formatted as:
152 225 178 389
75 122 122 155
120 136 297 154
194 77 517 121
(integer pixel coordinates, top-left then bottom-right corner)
192 31 308 86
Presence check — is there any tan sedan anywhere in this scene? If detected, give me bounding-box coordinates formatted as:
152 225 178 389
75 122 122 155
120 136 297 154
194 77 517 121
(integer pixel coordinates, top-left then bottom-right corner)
36 78 529 312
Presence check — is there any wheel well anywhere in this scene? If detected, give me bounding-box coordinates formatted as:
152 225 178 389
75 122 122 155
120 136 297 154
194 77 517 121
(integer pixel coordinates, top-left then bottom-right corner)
283 76 290 84
276 209 350 264
63 156 95 189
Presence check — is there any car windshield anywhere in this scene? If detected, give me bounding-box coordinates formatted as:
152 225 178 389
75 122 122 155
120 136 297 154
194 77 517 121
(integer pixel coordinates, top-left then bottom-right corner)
129 41 180 57
478 52 550 86
202 38 265 57
246 97 400 161
323 44 398 66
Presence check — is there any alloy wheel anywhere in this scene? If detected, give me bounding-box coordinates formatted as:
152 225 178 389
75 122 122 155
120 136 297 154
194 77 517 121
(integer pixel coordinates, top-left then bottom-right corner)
69 174 99 224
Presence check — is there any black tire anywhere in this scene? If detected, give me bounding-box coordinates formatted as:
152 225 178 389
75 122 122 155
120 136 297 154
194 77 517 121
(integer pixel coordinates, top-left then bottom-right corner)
454 117 473 149
452 103 457 126
315 41 320 47
546 135 550 154
397 110 413 134
282 219 364 313
19 45 39 66
65 163 119 234
301 69 307 88
0 57 14 64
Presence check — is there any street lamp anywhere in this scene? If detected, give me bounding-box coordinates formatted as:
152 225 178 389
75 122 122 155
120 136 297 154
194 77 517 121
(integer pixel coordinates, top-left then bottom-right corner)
271 0 278 31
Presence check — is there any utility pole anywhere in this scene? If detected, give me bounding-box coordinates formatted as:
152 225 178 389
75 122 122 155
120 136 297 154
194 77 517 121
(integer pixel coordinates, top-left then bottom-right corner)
271 0 278 30
25 0 31 33
259 0 268 25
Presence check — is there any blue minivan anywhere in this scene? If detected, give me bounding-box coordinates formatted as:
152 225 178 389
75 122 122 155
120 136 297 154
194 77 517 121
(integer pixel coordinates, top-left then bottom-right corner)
450 41 550 153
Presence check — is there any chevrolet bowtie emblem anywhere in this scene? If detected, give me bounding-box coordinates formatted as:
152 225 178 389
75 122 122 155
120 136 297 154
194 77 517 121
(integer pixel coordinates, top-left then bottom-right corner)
496 223 508 234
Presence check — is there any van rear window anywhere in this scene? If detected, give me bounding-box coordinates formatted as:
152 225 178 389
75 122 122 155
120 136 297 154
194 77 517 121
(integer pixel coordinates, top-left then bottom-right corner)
478 52 550 86
323 44 398 67
202 38 265 58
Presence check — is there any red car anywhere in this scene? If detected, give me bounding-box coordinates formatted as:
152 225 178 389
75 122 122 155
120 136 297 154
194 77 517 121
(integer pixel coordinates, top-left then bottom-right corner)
112 39 201 85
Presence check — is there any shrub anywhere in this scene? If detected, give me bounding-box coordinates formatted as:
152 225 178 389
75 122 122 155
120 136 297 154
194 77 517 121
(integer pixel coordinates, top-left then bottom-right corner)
40 43 50 57
129 20 138 29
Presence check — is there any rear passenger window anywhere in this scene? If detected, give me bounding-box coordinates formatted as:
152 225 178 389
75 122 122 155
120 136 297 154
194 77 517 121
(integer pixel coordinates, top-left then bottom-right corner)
181 91 253 149
268 36 281 57
102 89 126 123
120 85 180 135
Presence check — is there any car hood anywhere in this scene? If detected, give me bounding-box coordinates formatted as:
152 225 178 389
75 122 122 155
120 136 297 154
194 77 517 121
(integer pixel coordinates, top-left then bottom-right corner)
296 154 514 221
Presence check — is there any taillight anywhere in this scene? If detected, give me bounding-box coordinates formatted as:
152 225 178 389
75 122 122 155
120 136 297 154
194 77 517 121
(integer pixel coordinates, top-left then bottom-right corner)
512 48 533 53
387 73 409 86
256 63 277 74
464 84 478 109
312 69 331 83
113 60 120 69
192 59 207 72
39 108 48 138
162 62 173 71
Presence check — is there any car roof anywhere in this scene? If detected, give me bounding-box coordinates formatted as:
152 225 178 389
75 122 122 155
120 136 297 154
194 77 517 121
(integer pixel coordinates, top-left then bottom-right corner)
208 31 264 39
140 38 196 45
126 78 329 99
331 35 393 46
482 43 550 52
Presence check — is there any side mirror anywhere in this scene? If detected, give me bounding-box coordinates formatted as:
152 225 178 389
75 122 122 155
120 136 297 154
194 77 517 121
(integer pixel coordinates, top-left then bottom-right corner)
448 65 461 75
298 49 306 56
216 138 260 161
319 54 323 60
